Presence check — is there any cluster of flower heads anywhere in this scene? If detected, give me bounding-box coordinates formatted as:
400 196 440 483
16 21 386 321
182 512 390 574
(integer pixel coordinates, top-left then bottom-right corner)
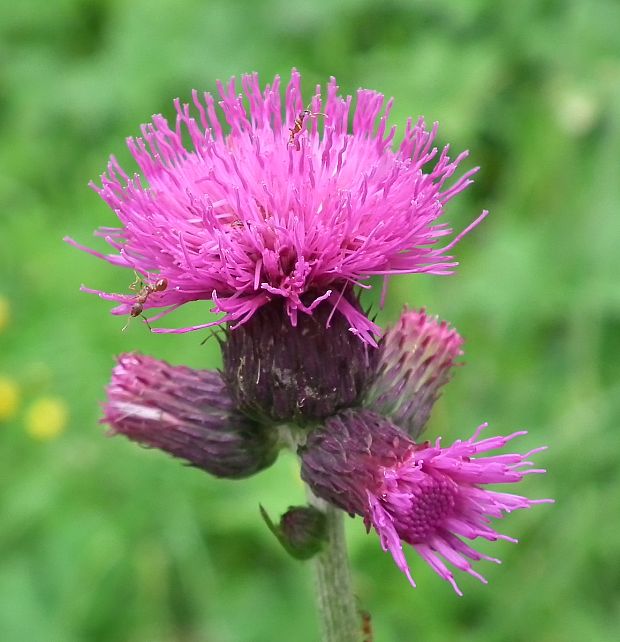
73 71 550 595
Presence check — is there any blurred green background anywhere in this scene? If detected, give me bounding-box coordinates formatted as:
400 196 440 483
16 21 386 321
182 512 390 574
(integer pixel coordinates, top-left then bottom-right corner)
1 0 618 640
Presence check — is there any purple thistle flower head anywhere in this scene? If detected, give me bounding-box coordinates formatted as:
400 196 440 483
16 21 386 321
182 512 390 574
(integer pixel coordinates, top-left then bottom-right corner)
365 308 464 438
66 69 487 344
301 409 552 595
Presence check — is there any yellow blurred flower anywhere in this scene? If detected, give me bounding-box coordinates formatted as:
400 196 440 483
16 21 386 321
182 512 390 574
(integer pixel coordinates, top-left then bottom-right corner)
0 296 9 333
0 376 20 421
25 396 69 440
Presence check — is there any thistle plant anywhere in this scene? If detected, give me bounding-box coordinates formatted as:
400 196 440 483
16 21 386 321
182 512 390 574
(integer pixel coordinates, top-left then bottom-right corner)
67 70 551 642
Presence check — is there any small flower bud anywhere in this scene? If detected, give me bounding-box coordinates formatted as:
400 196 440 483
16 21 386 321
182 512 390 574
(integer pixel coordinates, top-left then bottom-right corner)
365 308 463 439
260 504 327 560
103 353 279 479
221 294 375 423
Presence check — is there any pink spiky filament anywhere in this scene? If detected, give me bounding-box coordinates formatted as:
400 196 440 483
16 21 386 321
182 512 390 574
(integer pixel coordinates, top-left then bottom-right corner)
66 70 487 343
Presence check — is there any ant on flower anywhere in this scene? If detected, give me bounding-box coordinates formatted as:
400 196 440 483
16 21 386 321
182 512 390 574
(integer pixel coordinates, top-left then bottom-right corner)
122 272 168 331
288 105 327 150
360 609 373 642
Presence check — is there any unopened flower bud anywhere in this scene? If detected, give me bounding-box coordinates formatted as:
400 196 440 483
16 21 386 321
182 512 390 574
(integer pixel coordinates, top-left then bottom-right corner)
103 353 279 478
221 294 375 423
365 308 463 439
260 504 327 560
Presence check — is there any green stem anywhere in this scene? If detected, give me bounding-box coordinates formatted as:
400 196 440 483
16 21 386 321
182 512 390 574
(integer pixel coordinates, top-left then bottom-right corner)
307 491 360 642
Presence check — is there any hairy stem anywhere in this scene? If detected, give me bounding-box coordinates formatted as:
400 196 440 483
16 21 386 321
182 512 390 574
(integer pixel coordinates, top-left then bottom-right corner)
307 491 360 642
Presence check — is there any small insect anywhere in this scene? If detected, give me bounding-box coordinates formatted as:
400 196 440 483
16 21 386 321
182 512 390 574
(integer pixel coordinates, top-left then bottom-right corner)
122 274 168 331
288 106 327 150
360 609 373 642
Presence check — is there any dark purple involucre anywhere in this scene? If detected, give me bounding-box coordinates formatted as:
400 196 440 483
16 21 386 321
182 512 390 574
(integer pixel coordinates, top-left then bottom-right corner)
221 294 375 423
